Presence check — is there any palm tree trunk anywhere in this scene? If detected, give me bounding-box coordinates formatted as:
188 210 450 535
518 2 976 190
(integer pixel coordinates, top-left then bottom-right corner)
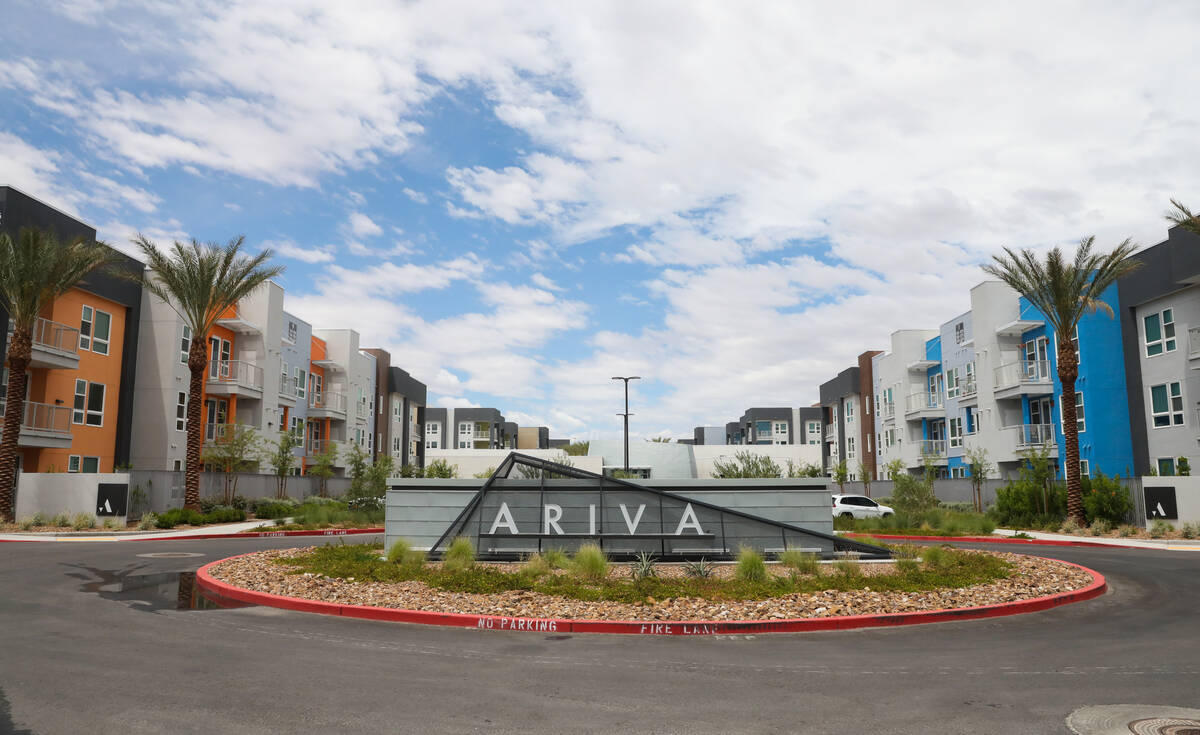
0 331 32 522
185 337 208 512
1057 342 1085 525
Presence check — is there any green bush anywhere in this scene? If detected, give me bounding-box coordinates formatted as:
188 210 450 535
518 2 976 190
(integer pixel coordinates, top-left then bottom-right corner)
522 552 551 577
198 497 222 514
922 546 948 568
155 508 206 528
989 478 1066 528
72 513 96 530
1089 518 1112 536
18 518 35 530
895 558 921 576
834 557 861 578
1058 517 1082 535
31 512 47 527
51 513 71 528
542 548 569 570
734 547 767 583
443 537 476 572
1080 473 1133 525
252 500 295 519
839 508 995 536
1149 520 1172 539
138 513 158 530
571 543 609 581
683 558 715 578
1117 524 1137 538
778 549 819 575
203 507 246 523
629 551 657 582
1182 522 1198 540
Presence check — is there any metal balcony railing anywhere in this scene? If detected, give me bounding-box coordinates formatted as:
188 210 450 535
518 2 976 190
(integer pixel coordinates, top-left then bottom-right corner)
919 439 947 457
355 402 370 420
208 360 264 390
1189 327 1200 358
878 401 896 420
1009 423 1056 449
308 391 347 413
993 359 1052 391
960 378 977 399
0 400 72 437
824 423 837 439
473 430 490 440
905 392 943 412
278 375 299 398
30 317 81 355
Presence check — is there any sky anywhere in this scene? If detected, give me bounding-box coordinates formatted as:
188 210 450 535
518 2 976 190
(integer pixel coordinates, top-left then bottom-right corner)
1 1 1198 441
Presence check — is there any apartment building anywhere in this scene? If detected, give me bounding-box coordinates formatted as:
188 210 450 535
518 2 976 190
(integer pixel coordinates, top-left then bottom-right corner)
872 330 941 479
819 353 880 480
0 186 144 474
1118 223 1200 476
314 329 376 464
361 349 427 469
517 426 550 449
717 407 822 446
424 407 509 450
690 426 724 445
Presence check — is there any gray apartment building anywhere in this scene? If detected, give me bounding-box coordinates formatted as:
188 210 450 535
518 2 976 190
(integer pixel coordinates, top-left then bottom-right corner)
820 351 881 480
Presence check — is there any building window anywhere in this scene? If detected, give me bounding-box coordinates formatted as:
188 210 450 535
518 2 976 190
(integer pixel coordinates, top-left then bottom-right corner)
846 436 856 459
866 433 872 453
173 459 183 472
964 407 977 435
393 397 402 419
773 421 788 435
945 367 960 398
180 325 191 364
948 417 963 448
280 361 289 389
1058 391 1086 433
68 455 81 473
291 416 304 438
845 401 854 423
1157 457 1176 476
204 398 228 441
286 320 297 343
81 456 100 473
72 380 105 426
1079 459 1090 478
1144 309 1176 356
176 392 187 431
955 322 964 344
80 305 112 355
1150 382 1184 428
294 367 306 400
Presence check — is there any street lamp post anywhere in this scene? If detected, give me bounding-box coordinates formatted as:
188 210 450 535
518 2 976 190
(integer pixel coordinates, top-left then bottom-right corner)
611 376 641 473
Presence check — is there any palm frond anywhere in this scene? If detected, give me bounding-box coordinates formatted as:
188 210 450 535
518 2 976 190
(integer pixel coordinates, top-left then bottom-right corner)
1166 199 1200 236
0 228 118 328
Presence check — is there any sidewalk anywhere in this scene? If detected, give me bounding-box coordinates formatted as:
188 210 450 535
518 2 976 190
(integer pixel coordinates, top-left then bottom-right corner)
0 519 280 542
992 527 1200 551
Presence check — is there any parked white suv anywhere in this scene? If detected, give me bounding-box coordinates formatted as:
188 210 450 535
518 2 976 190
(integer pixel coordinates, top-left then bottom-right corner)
832 494 894 519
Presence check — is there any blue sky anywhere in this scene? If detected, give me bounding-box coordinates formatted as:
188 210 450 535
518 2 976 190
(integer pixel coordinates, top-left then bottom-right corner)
1 1 1198 440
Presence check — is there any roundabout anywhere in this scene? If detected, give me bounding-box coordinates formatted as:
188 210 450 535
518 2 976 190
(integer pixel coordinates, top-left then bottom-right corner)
0 533 1196 734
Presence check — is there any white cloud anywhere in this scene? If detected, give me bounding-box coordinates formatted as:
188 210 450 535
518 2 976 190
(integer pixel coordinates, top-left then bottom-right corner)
402 187 428 204
347 212 383 238
530 273 563 291
265 239 335 264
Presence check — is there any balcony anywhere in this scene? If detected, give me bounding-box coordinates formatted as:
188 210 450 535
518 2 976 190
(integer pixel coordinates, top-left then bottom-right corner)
919 439 947 461
308 391 347 420
1189 327 1200 362
904 392 943 420
0 400 73 448
214 308 261 335
355 402 370 420
878 401 896 423
957 378 979 406
17 318 82 370
206 360 264 398
306 439 347 466
993 359 1053 399
1007 423 1058 453
278 376 298 404
824 423 838 441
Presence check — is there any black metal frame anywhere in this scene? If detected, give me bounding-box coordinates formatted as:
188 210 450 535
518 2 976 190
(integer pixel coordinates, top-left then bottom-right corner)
428 453 890 560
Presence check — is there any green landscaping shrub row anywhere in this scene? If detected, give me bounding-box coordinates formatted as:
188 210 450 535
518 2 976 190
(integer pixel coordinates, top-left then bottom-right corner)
155 506 246 529
276 542 1012 605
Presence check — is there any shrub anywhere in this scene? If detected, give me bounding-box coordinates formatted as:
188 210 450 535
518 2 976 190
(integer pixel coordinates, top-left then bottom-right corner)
386 539 412 564
895 558 921 576
1058 517 1082 535
51 513 71 528
31 512 47 527
102 519 115 530
572 543 609 581
203 507 246 524
922 546 948 568
138 513 158 530
1182 523 1198 540
734 547 767 583
890 471 937 514
252 500 295 520
72 513 96 530
443 537 476 572
629 551 657 582
155 508 205 529
1149 520 1172 539
542 548 569 570
778 549 819 575
834 557 861 578
18 518 34 530
523 552 551 577
198 497 222 514
988 450 1065 528
683 558 715 578
1117 524 1137 538
1089 518 1112 536
1080 473 1134 525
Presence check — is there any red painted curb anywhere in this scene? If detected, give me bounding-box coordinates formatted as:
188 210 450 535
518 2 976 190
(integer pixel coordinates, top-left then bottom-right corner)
0 527 383 543
194 552 1107 636
844 533 1147 549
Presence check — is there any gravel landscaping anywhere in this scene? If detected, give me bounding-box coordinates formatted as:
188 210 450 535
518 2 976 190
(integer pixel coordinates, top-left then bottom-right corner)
209 547 1095 622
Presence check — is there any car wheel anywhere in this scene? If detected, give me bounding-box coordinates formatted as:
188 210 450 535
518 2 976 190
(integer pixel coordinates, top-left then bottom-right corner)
840 512 854 519
881 512 893 518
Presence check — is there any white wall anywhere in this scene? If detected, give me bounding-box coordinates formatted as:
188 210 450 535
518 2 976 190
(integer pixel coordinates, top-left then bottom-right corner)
425 449 603 478
1141 476 1200 525
15 473 131 523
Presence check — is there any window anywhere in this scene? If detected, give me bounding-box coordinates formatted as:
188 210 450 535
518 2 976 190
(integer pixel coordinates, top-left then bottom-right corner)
955 322 964 344
294 367 306 400
79 306 112 355
807 421 820 444
175 392 187 431
392 436 401 453
393 397 402 419
845 400 854 423
950 467 966 479
68 455 81 473
180 325 191 364
846 436 856 459
1157 457 1176 476
81 456 100 473
948 417 963 448
173 459 182 472
1079 459 1090 478
209 337 231 378
1150 382 1184 428
426 422 439 436
946 367 960 398
72 380 104 426
866 433 872 453
310 373 322 402
965 407 977 435
1144 309 1176 356
204 398 228 441
774 421 787 435
865 395 872 415
286 320 297 342
291 416 304 438
964 361 975 391
280 361 289 389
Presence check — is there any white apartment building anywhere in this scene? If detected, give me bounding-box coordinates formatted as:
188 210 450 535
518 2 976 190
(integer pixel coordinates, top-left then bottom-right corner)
872 329 940 479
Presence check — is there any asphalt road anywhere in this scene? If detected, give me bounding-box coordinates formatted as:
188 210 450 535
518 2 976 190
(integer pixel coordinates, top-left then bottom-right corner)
0 536 1196 735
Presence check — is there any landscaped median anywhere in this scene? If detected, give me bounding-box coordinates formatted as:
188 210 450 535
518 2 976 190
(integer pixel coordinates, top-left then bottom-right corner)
195 543 1106 635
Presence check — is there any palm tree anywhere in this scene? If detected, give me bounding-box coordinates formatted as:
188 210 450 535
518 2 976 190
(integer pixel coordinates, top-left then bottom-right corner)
0 228 116 522
134 235 282 511
983 237 1140 525
1166 199 1200 236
